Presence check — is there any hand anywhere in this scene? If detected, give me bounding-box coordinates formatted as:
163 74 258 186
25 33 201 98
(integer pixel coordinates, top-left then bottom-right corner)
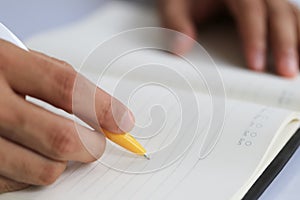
0 39 135 193
158 0 300 77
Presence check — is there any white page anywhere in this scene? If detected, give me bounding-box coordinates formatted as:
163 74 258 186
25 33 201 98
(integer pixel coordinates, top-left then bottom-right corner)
199 25 300 111
24 0 300 112
11 1 300 199
0 75 299 200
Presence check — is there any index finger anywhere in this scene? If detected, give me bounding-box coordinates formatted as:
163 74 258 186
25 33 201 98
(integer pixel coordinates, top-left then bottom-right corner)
0 40 135 133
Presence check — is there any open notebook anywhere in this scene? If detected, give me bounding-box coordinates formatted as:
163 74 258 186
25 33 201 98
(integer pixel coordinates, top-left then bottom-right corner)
1 1 300 200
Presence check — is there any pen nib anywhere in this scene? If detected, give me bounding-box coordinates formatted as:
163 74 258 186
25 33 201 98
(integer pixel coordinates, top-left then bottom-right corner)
144 153 150 160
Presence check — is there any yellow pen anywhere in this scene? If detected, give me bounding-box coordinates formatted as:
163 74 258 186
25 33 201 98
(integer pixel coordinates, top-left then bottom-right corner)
103 129 150 159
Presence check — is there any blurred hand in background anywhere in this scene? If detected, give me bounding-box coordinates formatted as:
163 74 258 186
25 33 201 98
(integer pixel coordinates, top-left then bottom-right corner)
158 0 300 77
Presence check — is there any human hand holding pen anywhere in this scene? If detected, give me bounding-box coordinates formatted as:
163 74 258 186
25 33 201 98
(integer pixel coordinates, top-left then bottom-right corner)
0 39 135 193
158 0 300 77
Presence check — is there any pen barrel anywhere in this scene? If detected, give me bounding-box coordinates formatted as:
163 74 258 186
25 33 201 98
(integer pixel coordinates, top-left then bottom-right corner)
103 130 146 155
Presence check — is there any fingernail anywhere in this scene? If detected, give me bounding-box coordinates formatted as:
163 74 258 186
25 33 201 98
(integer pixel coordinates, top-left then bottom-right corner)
250 50 265 71
285 53 299 74
279 51 299 77
119 110 135 132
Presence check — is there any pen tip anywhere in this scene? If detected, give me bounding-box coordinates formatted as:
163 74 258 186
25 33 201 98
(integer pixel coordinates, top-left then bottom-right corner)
144 153 150 160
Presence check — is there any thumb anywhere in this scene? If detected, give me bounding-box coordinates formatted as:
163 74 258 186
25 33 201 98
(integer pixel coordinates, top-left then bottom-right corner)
158 0 196 54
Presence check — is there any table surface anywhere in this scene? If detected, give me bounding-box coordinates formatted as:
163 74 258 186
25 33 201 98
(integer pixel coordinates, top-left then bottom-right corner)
1 1 300 199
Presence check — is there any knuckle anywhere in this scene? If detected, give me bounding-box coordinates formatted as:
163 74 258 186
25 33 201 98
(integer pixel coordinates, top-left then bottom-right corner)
49 125 78 158
0 97 25 132
0 182 12 193
52 67 76 111
231 0 264 14
0 40 12 73
0 182 14 193
34 53 76 112
266 0 289 16
0 182 28 193
38 162 66 185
